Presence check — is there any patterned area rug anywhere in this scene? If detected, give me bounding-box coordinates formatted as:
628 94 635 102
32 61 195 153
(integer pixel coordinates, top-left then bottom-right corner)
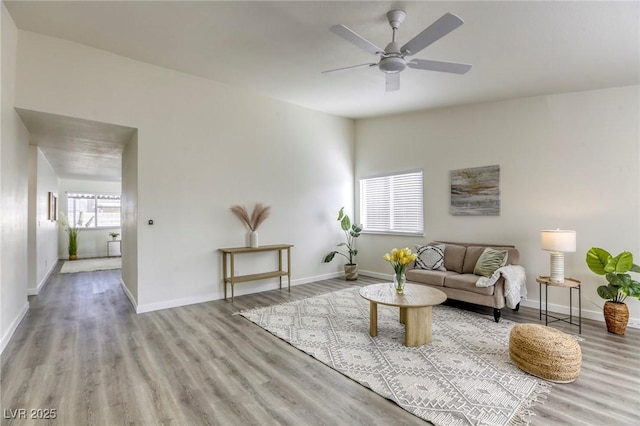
60 257 121 274
239 287 550 426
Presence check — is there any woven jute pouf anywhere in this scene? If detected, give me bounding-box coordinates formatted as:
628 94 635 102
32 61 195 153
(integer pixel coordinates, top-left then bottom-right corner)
509 323 581 383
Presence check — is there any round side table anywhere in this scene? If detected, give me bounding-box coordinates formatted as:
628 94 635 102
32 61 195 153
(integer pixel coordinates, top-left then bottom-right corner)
536 276 581 334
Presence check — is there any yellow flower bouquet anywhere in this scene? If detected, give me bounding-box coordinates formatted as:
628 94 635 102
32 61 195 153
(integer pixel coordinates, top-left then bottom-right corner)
384 247 417 293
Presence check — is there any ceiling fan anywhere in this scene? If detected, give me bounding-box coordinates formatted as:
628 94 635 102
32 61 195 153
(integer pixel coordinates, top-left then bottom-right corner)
323 10 472 91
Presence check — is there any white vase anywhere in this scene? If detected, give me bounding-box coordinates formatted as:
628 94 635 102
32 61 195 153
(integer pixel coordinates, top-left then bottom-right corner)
250 230 259 248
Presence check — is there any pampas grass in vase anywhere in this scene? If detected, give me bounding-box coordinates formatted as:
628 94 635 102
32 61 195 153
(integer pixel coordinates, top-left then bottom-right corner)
230 203 271 248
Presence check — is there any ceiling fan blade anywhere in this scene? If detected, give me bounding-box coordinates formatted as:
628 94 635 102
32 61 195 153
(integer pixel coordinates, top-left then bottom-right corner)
330 24 384 56
385 73 400 92
407 59 472 74
401 13 464 56
322 63 377 74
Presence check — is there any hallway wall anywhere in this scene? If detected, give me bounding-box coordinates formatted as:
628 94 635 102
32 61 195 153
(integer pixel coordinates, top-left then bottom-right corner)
1 3 30 352
27 146 59 295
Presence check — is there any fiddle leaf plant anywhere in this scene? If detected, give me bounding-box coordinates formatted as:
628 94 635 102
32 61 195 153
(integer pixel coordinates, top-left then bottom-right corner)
586 247 640 303
323 207 362 265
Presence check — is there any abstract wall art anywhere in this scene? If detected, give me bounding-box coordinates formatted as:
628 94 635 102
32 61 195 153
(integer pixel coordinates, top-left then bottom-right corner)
450 165 500 216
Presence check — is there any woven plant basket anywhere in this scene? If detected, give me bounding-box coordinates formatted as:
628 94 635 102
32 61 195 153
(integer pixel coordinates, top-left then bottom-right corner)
344 264 358 281
603 301 629 335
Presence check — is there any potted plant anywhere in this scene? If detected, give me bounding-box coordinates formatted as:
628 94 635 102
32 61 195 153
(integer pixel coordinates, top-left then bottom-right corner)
323 207 362 280
59 212 80 261
109 232 120 240
586 247 640 335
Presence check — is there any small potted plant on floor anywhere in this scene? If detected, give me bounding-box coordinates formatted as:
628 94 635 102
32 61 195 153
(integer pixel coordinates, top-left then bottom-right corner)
59 212 80 261
586 247 640 335
323 207 362 280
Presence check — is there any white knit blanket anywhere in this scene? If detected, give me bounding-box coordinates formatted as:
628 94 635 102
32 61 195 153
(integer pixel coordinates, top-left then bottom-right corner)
476 264 527 309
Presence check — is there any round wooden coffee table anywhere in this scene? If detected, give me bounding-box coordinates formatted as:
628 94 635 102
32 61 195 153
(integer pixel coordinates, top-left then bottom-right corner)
359 283 447 347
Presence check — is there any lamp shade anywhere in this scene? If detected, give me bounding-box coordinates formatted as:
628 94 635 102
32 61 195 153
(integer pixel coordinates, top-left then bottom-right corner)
541 230 576 252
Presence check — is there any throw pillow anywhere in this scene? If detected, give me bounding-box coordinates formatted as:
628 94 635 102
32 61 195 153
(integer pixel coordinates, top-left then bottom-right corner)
473 248 509 277
415 244 447 271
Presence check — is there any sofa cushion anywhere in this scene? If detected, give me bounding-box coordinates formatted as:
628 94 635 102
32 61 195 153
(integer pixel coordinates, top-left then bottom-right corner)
473 248 509 277
415 244 446 271
443 274 496 296
463 246 519 273
505 247 520 265
406 269 457 287
431 242 466 273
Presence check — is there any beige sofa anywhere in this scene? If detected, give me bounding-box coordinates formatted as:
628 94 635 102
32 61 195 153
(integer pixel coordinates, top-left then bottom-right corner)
406 241 520 322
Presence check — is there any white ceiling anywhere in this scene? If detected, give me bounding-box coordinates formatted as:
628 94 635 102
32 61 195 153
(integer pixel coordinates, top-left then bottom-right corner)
5 1 640 180
16 109 136 181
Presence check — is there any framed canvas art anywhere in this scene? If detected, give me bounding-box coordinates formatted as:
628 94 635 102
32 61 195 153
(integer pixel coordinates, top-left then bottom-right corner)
450 165 500 216
47 192 57 221
47 192 53 220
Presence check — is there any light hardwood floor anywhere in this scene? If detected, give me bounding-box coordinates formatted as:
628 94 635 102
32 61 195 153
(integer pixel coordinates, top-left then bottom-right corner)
1 264 639 425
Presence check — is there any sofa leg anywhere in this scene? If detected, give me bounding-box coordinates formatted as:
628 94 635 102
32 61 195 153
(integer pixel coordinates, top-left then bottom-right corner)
493 308 501 322
513 303 520 312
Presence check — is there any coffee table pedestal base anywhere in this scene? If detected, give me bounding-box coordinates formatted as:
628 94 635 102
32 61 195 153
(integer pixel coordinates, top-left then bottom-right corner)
368 304 434 347
401 306 433 347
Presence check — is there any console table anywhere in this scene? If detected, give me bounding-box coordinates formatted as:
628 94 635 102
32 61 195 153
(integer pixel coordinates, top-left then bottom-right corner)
219 244 293 302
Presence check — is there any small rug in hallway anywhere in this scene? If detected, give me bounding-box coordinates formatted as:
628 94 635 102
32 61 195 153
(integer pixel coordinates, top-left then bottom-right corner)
239 287 550 426
60 257 121 274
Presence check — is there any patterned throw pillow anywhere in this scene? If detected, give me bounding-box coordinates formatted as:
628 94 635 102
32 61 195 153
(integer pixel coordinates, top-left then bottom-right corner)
415 244 447 271
473 248 509 277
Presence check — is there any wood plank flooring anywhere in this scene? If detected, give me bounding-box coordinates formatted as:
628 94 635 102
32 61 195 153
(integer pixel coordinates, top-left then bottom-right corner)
2 264 639 425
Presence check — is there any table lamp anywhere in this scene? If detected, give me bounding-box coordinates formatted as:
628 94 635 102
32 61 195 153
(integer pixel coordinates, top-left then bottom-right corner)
541 229 576 283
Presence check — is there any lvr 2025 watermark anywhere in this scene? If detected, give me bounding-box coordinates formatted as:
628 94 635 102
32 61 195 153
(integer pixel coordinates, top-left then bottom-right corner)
3 408 57 419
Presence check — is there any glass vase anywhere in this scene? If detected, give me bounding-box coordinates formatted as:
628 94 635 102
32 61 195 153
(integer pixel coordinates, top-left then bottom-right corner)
394 272 406 294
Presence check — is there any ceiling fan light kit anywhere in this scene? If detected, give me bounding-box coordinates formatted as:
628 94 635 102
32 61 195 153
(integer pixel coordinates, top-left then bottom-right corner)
380 56 406 73
323 9 472 92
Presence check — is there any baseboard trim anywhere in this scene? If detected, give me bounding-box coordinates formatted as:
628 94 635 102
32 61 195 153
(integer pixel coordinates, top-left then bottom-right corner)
294 272 344 283
119 279 138 312
28 260 59 296
133 272 345 314
137 293 218 314
359 270 392 280
0 301 29 355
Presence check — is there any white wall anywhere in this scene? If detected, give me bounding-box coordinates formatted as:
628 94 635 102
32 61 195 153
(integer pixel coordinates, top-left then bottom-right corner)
57 178 122 259
28 146 59 294
121 131 138 303
1 3 30 353
355 86 640 324
15 31 355 312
